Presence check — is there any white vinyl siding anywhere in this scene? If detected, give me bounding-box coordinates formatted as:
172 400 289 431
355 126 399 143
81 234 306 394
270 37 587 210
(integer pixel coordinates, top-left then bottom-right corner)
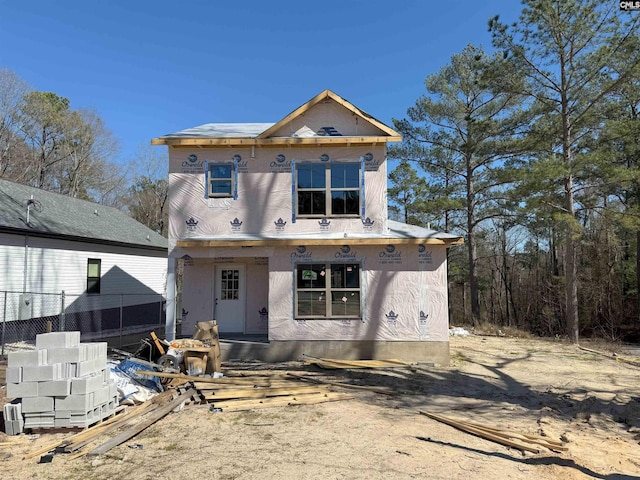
0 233 166 295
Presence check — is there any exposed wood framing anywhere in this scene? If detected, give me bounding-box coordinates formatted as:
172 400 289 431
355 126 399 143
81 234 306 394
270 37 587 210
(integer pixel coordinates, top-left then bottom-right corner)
176 236 463 248
151 135 398 147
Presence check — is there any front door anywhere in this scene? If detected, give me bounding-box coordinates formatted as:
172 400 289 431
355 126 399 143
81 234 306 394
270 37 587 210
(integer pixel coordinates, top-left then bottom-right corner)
215 265 245 333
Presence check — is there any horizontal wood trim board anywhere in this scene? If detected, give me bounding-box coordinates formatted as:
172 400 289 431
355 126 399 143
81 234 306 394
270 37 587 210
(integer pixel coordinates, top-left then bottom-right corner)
152 136 399 146
176 237 463 248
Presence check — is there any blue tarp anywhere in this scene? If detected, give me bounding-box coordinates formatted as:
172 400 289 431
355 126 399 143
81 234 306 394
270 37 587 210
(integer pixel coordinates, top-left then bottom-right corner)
115 358 163 392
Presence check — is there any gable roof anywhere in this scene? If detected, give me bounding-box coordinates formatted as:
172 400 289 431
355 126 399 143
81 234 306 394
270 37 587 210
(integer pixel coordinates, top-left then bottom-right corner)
257 90 400 140
151 90 401 147
0 179 167 251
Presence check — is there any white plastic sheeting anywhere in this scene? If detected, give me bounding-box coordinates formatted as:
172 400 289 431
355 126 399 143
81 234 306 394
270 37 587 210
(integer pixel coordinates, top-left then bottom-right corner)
168 146 389 242
178 244 451 343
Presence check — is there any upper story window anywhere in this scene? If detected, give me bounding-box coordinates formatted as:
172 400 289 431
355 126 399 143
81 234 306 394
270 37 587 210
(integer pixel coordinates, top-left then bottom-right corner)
207 164 233 197
296 163 361 217
205 157 239 199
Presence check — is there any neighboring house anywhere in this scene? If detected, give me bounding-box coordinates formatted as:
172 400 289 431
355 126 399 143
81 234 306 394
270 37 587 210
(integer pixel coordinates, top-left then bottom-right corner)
153 90 462 364
0 179 168 338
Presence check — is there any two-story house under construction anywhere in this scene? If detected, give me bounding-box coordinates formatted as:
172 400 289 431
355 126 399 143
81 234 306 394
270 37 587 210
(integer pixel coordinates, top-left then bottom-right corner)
153 90 462 364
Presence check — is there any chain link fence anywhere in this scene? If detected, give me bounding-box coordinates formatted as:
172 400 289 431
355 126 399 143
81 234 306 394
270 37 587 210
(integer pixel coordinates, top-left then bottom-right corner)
0 290 166 356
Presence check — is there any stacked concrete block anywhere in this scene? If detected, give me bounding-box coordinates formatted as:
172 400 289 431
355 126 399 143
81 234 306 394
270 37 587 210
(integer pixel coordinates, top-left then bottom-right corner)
4 332 118 432
3 403 24 436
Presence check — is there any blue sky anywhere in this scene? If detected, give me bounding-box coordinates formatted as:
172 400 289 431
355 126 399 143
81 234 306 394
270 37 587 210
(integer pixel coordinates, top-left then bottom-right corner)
0 1 523 165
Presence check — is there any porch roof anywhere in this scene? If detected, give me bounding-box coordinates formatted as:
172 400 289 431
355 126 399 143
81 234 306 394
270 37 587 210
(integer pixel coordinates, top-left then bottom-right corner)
176 220 463 248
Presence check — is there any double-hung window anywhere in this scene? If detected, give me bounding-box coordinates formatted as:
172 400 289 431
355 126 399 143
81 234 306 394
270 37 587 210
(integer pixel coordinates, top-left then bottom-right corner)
87 258 101 294
295 263 361 319
207 164 234 198
296 163 361 217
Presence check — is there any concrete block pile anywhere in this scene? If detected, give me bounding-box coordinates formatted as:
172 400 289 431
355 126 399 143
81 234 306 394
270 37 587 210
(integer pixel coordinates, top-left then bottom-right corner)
3 332 118 433
3 403 24 435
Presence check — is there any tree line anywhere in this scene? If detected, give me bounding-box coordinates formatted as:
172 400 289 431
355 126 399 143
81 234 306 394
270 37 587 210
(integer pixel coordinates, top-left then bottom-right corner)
0 68 168 236
389 0 640 343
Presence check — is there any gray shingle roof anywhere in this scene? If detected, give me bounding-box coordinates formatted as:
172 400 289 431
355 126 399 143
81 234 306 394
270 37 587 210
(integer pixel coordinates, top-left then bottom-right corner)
159 123 274 139
178 219 462 244
0 179 167 250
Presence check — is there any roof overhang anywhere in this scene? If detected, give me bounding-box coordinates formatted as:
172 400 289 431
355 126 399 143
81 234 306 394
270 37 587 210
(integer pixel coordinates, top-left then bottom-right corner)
176 236 464 248
0 226 168 252
151 135 400 147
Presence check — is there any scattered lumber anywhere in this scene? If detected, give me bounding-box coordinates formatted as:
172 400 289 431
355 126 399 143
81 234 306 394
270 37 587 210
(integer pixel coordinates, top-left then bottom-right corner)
87 388 196 456
201 385 329 402
287 372 397 396
210 392 355 412
23 393 171 460
302 354 412 369
419 411 566 454
150 331 166 356
137 370 275 386
192 379 297 390
578 346 640 367
62 402 159 453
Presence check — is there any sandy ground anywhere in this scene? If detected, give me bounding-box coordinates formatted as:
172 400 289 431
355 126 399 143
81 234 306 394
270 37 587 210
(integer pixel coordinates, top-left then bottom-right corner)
1 334 640 480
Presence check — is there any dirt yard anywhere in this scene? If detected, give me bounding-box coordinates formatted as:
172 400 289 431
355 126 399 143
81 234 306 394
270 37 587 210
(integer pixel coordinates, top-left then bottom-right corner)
1 334 640 480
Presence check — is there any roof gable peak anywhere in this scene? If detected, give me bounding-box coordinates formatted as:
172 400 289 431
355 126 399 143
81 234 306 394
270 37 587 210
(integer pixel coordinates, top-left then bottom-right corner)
257 90 400 140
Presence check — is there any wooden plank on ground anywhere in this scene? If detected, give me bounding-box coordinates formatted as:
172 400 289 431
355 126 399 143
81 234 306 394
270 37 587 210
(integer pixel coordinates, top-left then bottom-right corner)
63 403 159 453
211 392 355 412
202 385 329 401
302 354 411 369
87 388 196 456
287 372 397 395
22 394 170 460
193 379 300 390
137 370 274 385
418 411 566 454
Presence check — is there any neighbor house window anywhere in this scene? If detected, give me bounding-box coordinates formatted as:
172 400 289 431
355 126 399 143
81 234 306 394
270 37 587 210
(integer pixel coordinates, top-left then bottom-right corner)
87 259 101 294
295 263 361 319
296 163 361 217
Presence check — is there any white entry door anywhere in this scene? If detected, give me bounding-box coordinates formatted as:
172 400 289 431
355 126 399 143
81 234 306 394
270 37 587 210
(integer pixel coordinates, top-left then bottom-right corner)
215 265 246 333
